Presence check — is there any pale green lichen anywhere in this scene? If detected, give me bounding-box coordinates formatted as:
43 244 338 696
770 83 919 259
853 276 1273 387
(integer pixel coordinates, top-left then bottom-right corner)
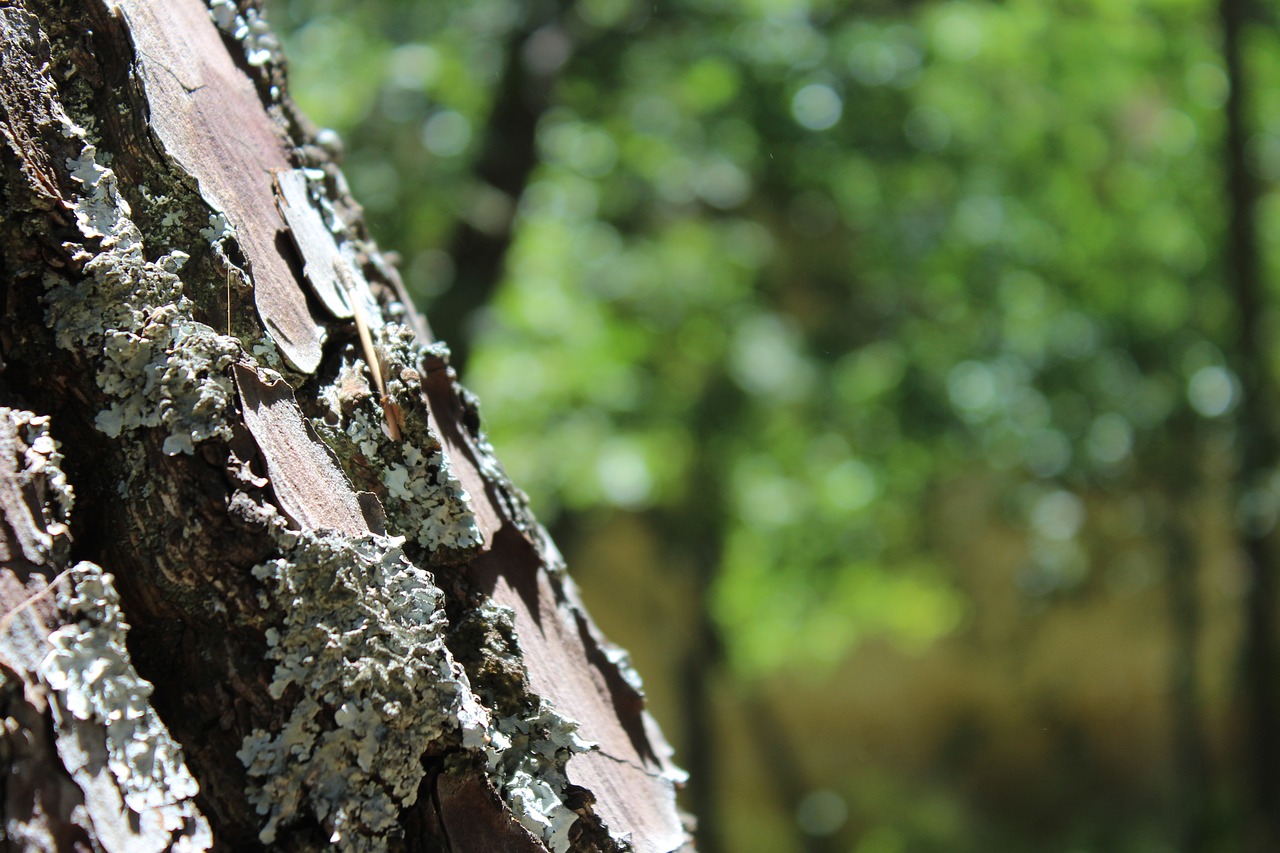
485 681 594 851
137 184 186 230
602 641 646 697
451 601 594 853
378 330 483 552
208 0 283 68
238 531 490 850
4 410 75 563
39 562 211 844
493 716 591 852
379 440 481 552
457 387 565 573
313 328 483 554
198 211 236 244
43 122 238 457
235 493 589 851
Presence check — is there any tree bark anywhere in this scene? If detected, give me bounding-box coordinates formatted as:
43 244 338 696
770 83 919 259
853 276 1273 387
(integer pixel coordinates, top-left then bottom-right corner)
0 1 690 851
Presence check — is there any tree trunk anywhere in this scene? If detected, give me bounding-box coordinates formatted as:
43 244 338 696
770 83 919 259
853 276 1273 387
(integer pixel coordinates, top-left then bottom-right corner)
1218 0 1280 847
0 1 690 851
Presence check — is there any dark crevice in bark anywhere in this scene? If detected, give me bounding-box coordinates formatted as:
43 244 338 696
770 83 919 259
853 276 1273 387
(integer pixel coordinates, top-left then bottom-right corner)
572 605 654 763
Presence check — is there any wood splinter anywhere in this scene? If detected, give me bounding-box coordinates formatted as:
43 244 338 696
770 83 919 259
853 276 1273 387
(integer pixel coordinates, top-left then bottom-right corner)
0 566 74 636
334 258 403 442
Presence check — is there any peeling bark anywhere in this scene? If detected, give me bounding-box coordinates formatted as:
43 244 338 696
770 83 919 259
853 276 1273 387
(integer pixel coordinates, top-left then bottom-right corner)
0 1 691 850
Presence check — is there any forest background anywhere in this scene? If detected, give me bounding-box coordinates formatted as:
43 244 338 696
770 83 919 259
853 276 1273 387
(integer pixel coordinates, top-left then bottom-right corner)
267 0 1280 850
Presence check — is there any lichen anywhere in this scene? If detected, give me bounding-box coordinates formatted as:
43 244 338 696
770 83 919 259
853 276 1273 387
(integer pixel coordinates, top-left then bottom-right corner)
457 385 564 572
208 0 283 68
299 166 345 236
313 326 483 555
379 438 481 552
487 708 591 851
482 671 594 850
447 601 594 853
198 211 236 245
43 121 239 457
4 410 75 563
602 641 647 697
237 530 490 850
39 561 211 843
234 506 590 851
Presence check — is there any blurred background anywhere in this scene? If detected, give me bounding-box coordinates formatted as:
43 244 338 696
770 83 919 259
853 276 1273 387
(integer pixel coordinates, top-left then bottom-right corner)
266 0 1280 849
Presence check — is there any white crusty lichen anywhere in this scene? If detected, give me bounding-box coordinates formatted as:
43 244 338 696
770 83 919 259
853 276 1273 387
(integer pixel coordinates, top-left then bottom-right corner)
44 122 239 457
454 602 594 853
208 0 284 68
380 440 482 552
39 562 212 845
236 523 592 851
4 410 75 562
487 694 594 851
378 330 483 552
315 327 483 554
238 530 490 850
454 386 560 555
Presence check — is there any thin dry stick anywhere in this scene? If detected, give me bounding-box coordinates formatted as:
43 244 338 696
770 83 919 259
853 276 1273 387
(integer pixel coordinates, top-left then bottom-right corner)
335 258 402 441
0 566 74 636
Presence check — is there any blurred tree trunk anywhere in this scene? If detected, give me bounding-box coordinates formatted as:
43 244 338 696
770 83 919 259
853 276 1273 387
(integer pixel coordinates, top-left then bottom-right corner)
1160 487 1210 852
0 1 689 850
433 0 573 373
1218 0 1280 848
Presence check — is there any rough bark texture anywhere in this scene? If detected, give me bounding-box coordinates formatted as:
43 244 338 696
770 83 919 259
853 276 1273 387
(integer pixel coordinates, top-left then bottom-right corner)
0 1 691 851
